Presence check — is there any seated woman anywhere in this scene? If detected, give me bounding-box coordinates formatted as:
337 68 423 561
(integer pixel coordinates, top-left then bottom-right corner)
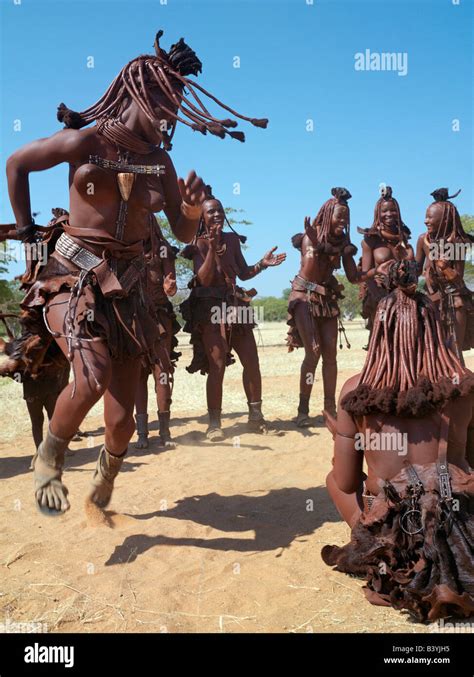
322 260 474 622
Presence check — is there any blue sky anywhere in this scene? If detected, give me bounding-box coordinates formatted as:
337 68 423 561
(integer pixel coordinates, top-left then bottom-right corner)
1 0 472 295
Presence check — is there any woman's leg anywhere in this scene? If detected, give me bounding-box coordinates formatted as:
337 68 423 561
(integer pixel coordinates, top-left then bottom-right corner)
33 293 112 515
153 331 175 448
201 323 227 440
134 366 149 449
319 317 339 417
293 303 321 426
231 328 261 403
26 399 45 449
103 357 141 454
231 328 280 434
454 305 467 361
45 295 112 439
87 356 141 508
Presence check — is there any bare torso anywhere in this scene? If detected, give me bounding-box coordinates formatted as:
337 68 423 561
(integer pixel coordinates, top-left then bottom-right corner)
297 234 338 284
363 402 472 493
192 232 245 286
338 374 473 495
68 128 166 242
362 235 415 272
416 233 466 293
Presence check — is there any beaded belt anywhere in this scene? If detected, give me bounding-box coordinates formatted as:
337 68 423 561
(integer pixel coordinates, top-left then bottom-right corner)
55 233 103 272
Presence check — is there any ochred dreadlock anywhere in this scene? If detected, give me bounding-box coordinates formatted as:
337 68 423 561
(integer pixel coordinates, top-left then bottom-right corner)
195 185 247 243
57 30 268 150
370 185 410 245
292 187 356 255
314 186 352 243
342 260 474 417
427 188 473 244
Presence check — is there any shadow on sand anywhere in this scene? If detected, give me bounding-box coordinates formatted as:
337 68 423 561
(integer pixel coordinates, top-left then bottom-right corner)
104 485 339 565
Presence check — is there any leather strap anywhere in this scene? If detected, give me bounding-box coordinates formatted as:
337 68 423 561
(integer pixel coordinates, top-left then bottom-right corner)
56 228 145 298
63 224 142 259
293 275 327 296
437 409 453 501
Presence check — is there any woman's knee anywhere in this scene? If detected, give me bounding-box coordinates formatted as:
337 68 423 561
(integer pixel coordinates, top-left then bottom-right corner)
302 349 319 370
105 411 135 439
208 357 226 377
321 345 337 365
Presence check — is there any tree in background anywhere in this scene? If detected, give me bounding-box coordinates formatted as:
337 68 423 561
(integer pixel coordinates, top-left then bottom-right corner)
251 296 288 322
0 242 23 333
156 206 252 324
334 273 362 320
251 278 364 324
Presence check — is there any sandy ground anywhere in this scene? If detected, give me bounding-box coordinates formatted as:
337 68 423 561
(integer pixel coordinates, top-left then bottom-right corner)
1 320 473 634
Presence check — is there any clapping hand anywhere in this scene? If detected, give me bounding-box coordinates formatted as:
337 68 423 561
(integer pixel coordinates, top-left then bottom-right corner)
261 246 286 268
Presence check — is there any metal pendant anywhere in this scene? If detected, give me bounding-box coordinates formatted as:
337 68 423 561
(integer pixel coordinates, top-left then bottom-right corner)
117 172 135 202
400 509 424 535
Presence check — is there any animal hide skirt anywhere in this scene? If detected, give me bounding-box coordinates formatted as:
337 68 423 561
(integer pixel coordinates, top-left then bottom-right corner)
321 463 474 622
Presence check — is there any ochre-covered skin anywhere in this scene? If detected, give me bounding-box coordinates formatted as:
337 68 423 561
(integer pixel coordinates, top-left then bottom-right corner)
322 280 474 622
6 99 205 452
359 188 414 333
4 31 269 514
134 217 181 449
180 198 285 436
286 188 359 421
416 190 474 356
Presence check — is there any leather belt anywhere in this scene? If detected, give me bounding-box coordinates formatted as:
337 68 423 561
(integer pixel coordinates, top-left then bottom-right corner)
294 275 328 296
55 232 145 297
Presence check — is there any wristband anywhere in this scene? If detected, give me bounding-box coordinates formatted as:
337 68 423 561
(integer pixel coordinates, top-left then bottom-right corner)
17 220 36 242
